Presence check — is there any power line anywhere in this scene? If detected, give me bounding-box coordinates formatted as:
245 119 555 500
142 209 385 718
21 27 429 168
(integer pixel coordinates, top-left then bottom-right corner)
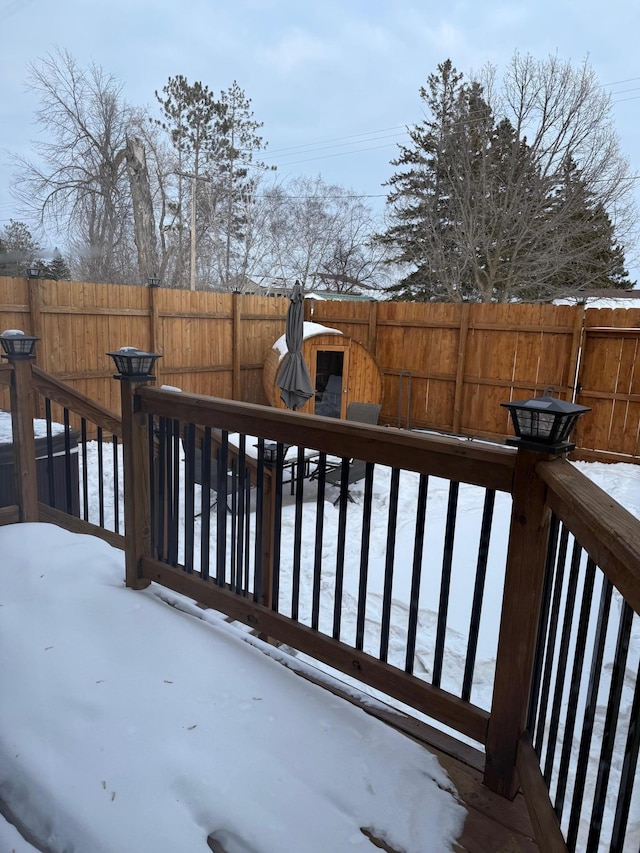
603 75 640 87
265 126 407 156
264 132 407 162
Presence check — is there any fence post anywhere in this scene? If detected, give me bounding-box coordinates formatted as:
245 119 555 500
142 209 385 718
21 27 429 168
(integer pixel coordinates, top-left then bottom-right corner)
232 292 241 400
368 300 378 359
7 355 39 522
484 448 552 798
117 375 153 590
452 302 470 435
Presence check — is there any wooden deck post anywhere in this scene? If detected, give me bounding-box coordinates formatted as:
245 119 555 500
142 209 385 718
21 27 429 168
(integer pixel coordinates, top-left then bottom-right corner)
484 448 552 798
118 377 153 590
7 356 39 522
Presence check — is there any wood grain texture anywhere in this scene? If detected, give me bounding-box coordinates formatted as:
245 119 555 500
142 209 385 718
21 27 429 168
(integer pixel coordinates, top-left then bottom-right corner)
516 736 568 852
484 449 552 798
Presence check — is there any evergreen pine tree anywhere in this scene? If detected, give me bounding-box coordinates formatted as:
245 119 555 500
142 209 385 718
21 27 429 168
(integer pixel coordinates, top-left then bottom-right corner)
380 58 634 302
42 248 72 281
0 220 42 276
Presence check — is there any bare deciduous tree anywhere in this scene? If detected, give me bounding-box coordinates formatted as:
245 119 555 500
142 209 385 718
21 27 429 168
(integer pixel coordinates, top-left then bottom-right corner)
12 48 137 284
254 176 388 293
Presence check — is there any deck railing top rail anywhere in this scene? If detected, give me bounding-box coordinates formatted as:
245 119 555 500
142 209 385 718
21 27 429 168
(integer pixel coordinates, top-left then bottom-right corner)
138 385 517 494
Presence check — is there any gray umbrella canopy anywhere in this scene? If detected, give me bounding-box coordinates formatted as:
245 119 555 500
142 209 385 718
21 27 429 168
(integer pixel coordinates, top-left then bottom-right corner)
275 281 314 410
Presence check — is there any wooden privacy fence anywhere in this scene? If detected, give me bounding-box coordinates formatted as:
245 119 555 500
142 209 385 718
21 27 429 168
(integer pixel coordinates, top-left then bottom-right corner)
1 276 638 461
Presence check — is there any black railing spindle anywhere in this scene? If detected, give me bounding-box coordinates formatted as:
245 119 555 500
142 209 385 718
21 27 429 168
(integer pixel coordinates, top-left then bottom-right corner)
433 481 459 687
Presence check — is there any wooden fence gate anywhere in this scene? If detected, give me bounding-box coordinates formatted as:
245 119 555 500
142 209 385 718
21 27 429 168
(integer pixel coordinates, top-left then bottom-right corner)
574 308 640 460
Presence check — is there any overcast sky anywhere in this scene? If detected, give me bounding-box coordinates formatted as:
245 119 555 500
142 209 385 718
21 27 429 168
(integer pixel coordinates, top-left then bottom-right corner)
1 0 639 280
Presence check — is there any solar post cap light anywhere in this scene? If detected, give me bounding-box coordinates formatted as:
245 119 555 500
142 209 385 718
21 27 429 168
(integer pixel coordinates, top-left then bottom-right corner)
501 387 590 454
107 346 161 380
0 329 40 358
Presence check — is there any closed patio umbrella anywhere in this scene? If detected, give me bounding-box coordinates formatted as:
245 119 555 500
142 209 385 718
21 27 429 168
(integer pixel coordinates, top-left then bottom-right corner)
276 281 314 410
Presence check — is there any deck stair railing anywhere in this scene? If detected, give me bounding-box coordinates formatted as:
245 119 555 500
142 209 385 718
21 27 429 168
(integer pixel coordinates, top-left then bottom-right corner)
1 348 640 852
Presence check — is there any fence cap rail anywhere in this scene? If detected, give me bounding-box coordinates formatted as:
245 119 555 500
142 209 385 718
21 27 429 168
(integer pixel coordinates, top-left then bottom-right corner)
138 385 517 493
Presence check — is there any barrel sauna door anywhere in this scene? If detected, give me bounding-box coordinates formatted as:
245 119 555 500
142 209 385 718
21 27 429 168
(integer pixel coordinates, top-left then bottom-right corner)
312 346 350 418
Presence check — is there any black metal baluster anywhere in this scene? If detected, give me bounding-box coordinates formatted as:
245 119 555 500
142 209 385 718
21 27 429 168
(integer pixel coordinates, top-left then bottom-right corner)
534 524 570 756
527 513 561 737
543 538 582 785
311 452 326 630
380 467 400 663
243 469 251 596
45 399 55 506
567 576 613 850
405 473 428 674
156 417 168 562
586 599 634 852
229 458 238 592
291 445 305 620
216 432 229 586
169 419 180 566
183 423 195 573
462 488 496 701
253 439 265 604
200 427 212 580
554 557 597 819
236 436 247 596
610 654 640 852
63 407 72 513
333 458 350 640
355 463 375 651
97 426 105 528
81 418 89 521
269 442 285 611
433 481 459 687
112 435 120 533
148 416 156 555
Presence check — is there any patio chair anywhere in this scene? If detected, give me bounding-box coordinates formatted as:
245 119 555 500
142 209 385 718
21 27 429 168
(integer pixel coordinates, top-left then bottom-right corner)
320 402 381 503
345 401 381 425
324 458 369 504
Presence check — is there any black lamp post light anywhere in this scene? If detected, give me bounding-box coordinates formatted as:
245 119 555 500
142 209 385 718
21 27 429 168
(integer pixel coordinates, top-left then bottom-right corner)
501 387 590 455
26 266 41 280
107 346 161 380
148 276 161 288
0 329 40 359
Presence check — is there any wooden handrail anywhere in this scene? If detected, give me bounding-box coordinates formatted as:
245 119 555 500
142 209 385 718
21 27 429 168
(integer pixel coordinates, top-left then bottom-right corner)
137 386 517 493
32 366 122 437
537 457 640 615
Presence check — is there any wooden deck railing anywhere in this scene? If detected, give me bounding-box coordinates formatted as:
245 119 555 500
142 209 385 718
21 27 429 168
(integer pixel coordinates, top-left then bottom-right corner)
2 355 639 852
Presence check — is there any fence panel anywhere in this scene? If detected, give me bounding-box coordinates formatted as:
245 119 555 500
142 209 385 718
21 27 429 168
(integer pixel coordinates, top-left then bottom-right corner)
576 308 640 459
461 303 578 439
